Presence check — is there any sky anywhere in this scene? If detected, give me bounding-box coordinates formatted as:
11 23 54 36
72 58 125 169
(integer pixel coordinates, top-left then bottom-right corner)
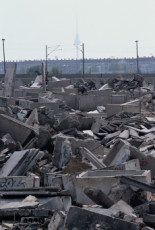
0 0 155 61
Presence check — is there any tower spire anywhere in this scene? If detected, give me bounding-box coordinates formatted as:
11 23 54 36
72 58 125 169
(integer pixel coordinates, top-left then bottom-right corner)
74 16 80 59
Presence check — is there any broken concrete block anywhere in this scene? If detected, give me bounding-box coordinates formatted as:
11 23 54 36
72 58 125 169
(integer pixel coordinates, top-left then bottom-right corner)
19 86 42 96
134 202 154 216
106 100 140 117
48 211 66 230
0 208 51 218
124 213 137 222
0 97 15 108
53 135 104 168
18 99 60 113
142 227 155 230
58 139 72 168
103 140 130 167
44 173 77 200
56 116 80 131
110 200 134 215
0 114 37 146
44 173 64 189
78 116 95 130
75 170 151 204
79 94 111 112
48 79 71 90
65 206 140 230
23 195 38 203
2 133 16 151
39 196 71 211
111 94 127 104
130 145 155 178
3 63 17 97
25 108 39 128
0 201 39 210
106 104 122 117
53 92 79 110
30 74 42 88
119 129 130 139
0 149 42 176
37 128 51 150
38 107 55 126
79 147 106 169
105 159 140 171
0 175 40 190
91 119 102 133
143 214 155 228
62 174 77 201
84 187 114 208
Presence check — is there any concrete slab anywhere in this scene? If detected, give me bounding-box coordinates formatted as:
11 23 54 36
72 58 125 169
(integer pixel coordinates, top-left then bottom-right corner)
79 95 111 112
53 92 79 109
0 114 37 145
48 79 71 90
106 99 141 117
18 99 59 113
110 200 134 214
75 170 151 204
0 201 39 210
103 140 130 167
111 95 127 104
0 149 42 177
0 175 40 190
106 104 140 117
88 88 112 96
39 196 71 211
19 86 42 97
66 206 140 230
3 63 16 97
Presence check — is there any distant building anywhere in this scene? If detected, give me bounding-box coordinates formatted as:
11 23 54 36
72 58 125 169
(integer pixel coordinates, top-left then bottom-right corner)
0 57 155 74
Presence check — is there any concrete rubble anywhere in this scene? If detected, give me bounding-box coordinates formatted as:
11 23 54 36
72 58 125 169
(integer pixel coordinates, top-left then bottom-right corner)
0 70 155 229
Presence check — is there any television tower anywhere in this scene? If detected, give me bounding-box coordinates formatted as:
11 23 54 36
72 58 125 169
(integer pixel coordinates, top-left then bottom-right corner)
74 17 80 59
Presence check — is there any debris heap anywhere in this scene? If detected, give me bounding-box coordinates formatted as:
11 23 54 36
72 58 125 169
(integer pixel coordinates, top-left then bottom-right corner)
0 65 155 230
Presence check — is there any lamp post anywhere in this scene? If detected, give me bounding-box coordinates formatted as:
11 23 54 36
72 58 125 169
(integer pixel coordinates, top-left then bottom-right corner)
135 40 139 74
2 39 6 74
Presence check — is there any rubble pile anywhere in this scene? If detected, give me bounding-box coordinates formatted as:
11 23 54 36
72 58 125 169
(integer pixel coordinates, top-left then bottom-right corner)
74 79 103 94
0 64 155 229
106 75 155 112
107 74 144 91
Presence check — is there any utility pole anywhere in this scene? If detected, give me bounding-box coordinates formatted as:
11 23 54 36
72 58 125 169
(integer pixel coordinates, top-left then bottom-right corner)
2 39 6 74
42 62 46 92
45 45 48 78
45 45 61 81
45 45 48 75
135 40 139 74
82 43 85 78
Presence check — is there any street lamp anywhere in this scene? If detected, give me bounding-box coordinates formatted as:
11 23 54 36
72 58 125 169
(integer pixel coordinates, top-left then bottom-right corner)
2 39 6 74
45 45 61 79
135 40 139 74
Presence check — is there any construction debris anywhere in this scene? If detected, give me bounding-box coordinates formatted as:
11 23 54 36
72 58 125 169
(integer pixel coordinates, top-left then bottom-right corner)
0 70 155 229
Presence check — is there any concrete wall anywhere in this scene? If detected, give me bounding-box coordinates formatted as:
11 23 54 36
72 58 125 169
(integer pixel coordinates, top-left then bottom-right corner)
1 73 155 83
75 170 151 204
53 93 79 110
106 100 141 117
48 79 71 90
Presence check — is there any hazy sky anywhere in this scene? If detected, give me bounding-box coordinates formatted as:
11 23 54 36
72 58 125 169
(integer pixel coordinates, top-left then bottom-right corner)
0 0 155 61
